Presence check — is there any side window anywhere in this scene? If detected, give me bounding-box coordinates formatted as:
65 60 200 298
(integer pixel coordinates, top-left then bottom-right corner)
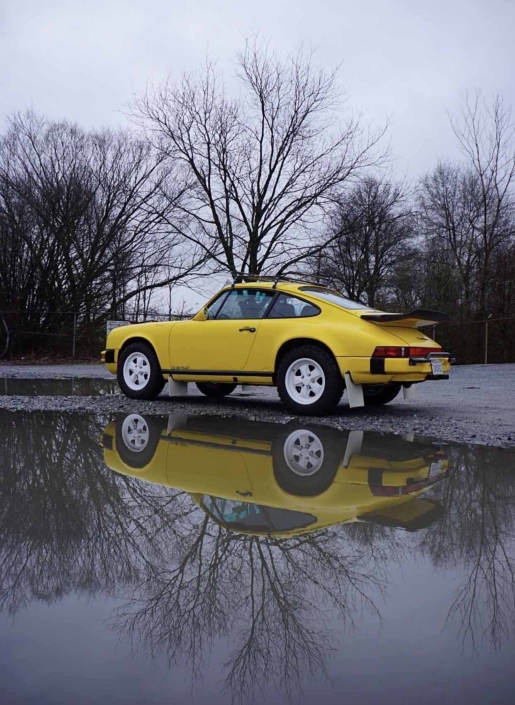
216 289 275 320
268 294 320 319
205 292 228 320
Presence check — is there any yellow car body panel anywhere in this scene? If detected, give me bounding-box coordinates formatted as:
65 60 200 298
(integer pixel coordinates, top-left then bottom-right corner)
102 282 450 387
103 321 175 376
102 417 448 538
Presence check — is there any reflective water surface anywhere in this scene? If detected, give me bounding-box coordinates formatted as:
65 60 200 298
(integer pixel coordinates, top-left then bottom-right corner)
0 377 119 396
1 410 515 704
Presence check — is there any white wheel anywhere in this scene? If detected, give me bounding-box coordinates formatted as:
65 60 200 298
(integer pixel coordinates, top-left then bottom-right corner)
283 430 324 476
284 357 326 405
123 351 151 391
121 414 150 452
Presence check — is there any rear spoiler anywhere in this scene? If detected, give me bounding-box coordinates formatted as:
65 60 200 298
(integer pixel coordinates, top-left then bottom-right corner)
360 309 451 327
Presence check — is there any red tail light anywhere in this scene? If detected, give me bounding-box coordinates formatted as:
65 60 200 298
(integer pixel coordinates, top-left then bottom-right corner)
408 347 441 357
369 481 431 497
373 347 409 358
373 346 442 358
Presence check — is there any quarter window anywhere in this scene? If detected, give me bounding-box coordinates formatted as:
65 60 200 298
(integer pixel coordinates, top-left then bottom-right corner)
216 289 275 320
268 294 320 319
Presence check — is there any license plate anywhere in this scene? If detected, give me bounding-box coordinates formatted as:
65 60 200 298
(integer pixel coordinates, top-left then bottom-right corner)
429 461 442 480
431 359 444 375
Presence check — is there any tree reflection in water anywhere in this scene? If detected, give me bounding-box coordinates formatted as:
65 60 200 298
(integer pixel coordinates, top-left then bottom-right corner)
114 521 391 701
416 445 515 651
0 412 192 613
2 411 515 702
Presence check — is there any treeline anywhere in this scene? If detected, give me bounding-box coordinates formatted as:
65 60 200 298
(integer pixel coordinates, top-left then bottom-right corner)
0 113 202 356
1 39 514 361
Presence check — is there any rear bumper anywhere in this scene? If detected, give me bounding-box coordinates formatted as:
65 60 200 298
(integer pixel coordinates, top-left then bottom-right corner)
336 355 451 385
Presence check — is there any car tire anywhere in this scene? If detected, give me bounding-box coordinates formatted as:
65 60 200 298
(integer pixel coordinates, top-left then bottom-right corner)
363 383 402 406
276 345 344 415
117 341 165 400
196 382 238 398
272 422 342 496
115 414 167 469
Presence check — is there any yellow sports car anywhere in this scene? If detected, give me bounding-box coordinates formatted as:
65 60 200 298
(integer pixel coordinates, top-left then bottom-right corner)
102 275 452 414
102 414 448 538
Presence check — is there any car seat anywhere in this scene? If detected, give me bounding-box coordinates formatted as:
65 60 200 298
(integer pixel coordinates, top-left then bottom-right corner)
271 298 296 318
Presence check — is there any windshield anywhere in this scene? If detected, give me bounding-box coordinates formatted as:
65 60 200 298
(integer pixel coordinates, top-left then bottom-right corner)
299 287 371 310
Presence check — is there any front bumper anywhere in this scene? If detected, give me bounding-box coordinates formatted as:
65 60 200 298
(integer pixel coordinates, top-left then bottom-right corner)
101 349 117 375
101 349 116 363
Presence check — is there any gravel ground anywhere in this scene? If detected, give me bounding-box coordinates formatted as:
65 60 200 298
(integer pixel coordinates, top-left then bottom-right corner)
0 362 514 448
0 363 111 378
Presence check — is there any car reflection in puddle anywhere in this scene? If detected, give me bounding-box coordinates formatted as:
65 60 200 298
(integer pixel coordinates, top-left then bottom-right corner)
103 414 448 537
3 409 515 705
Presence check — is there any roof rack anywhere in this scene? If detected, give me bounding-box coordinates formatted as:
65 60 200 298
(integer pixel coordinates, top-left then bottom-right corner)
230 271 331 290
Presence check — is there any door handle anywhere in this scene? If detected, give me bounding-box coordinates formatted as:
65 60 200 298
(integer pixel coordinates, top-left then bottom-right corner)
239 327 256 333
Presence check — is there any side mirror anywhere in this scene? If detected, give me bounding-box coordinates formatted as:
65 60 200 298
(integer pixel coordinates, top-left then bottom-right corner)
197 306 208 321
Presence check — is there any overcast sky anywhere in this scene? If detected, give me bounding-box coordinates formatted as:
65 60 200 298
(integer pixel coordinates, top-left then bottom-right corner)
2 0 514 307
2 0 515 176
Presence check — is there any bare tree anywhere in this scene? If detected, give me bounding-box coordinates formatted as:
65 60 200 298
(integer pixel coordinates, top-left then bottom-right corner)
418 162 483 321
132 38 386 277
450 92 515 320
415 94 515 361
306 175 415 307
0 111 205 355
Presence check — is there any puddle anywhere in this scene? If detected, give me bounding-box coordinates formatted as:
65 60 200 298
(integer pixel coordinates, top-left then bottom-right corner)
0 377 119 396
1 409 515 704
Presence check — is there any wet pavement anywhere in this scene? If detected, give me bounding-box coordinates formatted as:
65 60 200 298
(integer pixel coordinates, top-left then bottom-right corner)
0 377 119 397
1 364 514 447
1 409 515 704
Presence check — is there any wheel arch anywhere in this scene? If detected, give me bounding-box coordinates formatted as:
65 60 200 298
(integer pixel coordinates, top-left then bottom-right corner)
274 338 338 379
118 336 166 373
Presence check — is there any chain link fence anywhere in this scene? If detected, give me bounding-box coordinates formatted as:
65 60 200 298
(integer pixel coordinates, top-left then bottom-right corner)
422 316 515 365
1 309 514 364
0 310 190 361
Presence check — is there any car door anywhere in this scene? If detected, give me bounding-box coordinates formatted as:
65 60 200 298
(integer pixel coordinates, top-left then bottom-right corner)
169 288 275 372
165 431 254 499
245 292 322 370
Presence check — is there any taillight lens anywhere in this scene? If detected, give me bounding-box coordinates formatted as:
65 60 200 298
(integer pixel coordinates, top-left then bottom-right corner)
373 346 442 358
373 346 409 357
370 482 430 497
408 347 441 357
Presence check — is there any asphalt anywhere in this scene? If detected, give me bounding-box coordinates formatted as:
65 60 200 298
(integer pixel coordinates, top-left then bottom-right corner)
0 362 514 448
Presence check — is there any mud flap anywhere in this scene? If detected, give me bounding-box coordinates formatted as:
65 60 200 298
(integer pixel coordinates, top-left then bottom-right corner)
166 414 188 434
168 378 188 397
403 385 416 400
343 430 364 467
344 372 365 408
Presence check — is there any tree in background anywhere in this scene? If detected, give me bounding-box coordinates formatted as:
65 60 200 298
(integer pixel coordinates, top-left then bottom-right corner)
306 175 415 308
415 94 515 361
0 112 204 356
132 37 386 277
451 93 515 321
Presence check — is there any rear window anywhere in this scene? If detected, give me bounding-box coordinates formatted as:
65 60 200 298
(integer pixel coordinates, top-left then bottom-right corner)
299 287 370 310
